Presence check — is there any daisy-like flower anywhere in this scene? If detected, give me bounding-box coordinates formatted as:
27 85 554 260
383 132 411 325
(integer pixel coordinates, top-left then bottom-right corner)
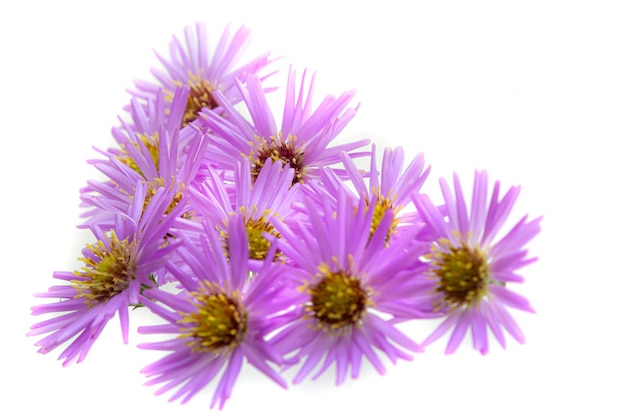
80 87 208 230
267 189 427 385
198 65 370 186
112 84 188 156
307 144 430 243
185 157 302 264
28 181 187 366
130 22 276 128
137 212 292 409
411 170 542 355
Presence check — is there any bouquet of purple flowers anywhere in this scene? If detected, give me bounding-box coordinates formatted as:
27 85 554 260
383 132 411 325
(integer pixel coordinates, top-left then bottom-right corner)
28 22 541 410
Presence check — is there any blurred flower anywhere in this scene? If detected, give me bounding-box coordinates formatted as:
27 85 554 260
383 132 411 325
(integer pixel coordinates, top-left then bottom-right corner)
412 170 542 354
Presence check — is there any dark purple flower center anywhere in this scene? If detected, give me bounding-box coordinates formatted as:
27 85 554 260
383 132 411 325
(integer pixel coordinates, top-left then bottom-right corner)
307 268 368 330
178 282 248 353
182 78 219 126
252 136 305 186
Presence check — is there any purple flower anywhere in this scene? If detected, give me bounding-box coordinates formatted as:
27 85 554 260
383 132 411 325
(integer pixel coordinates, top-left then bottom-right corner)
137 213 291 409
306 144 431 243
130 22 276 128
28 182 187 366
183 157 303 264
80 87 208 230
268 190 425 385
412 170 542 354
198 65 370 185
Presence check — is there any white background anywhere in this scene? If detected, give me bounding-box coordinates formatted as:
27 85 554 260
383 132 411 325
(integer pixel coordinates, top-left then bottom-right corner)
2 1 625 415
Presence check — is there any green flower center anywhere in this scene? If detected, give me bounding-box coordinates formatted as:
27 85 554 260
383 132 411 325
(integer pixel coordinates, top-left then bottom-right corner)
71 231 137 305
178 282 247 353
306 267 368 330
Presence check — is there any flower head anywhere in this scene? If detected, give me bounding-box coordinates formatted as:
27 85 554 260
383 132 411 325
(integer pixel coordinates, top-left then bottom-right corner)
28 182 187 366
185 157 302 264
268 189 426 385
80 87 208 230
137 212 292 409
308 144 430 243
130 22 276 128
412 170 542 354
198 65 370 186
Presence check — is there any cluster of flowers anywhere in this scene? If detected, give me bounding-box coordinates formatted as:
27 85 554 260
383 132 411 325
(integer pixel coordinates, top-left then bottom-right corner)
29 23 542 409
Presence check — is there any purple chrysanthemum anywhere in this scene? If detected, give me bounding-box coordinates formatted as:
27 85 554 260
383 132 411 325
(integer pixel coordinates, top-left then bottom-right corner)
137 213 292 409
130 22 276 128
80 87 208 230
198 65 370 185
28 182 186 366
411 170 542 355
306 144 431 243
267 189 427 385
183 157 302 264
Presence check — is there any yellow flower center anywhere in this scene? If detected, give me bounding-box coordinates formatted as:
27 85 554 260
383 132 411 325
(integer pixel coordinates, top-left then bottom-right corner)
222 208 282 262
305 265 369 331
117 132 160 178
178 282 247 353
71 231 137 306
365 189 400 243
142 178 185 216
428 239 491 310
172 74 219 126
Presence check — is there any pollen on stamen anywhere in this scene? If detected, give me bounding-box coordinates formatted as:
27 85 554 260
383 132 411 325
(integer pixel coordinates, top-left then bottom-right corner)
141 178 185 216
250 133 305 186
365 189 400 243
427 239 491 310
174 75 219 126
221 209 283 262
116 132 160 177
177 281 248 353
305 266 370 332
70 231 138 306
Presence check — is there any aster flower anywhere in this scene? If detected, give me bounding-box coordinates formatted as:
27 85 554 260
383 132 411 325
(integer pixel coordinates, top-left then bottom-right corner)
28 181 187 366
267 189 427 385
306 144 431 243
411 170 542 355
198 65 370 186
182 157 302 264
112 83 188 154
80 87 208 230
136 212 292 409
130 22 276 128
